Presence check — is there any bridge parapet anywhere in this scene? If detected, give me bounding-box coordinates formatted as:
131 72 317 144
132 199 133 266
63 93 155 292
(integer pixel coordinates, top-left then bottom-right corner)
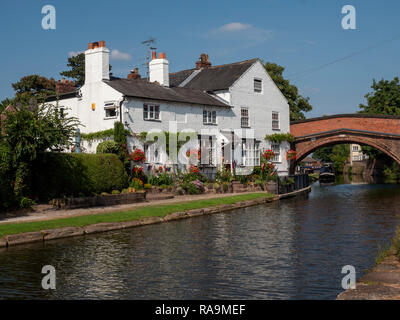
291 114 400 138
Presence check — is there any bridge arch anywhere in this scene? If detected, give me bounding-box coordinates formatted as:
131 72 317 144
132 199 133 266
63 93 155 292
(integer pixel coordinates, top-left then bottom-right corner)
290 114 400 173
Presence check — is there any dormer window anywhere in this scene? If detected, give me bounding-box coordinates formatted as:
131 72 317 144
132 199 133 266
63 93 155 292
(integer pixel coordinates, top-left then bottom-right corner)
254 78 262 93
104 101 117 119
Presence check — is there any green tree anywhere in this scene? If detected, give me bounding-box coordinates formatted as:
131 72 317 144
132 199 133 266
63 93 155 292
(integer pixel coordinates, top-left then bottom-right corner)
11 75 56 106
60 53 112 87
2 102 79 199
330 144 350 174
312 144 349 173
60 53 85 87
312 146 333 162
359 77 400 115
358 77 400 159
264 62 312 121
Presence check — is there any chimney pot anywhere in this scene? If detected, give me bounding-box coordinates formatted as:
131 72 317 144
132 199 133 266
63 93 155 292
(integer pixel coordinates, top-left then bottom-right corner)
151 51 157 60
196 53 211 69
159 52 166 59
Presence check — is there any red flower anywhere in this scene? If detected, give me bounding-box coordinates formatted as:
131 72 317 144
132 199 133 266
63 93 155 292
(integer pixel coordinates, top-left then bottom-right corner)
130 148 145 163
286 150 297 161
262 149 275 161
189 165 200 173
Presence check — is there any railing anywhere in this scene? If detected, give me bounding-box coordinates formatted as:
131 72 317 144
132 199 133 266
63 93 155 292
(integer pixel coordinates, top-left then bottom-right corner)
277 173 310 195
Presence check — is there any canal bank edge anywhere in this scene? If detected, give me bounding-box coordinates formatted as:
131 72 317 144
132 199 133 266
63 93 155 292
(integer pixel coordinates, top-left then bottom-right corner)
337 226 400 300
0 187 311 248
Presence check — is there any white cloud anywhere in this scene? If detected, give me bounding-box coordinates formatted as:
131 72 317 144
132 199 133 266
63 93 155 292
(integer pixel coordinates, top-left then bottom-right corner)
68 51 83 57
217 22 252 32
111 49 131 61
206 22 273 54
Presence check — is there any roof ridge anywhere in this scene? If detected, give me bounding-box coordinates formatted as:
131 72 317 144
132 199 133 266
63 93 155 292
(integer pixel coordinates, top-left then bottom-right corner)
169 58 258 75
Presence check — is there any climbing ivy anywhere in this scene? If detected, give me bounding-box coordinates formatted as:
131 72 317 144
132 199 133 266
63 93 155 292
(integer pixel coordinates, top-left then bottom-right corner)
265 132 295 143
81 128 130 142
81 129 114 142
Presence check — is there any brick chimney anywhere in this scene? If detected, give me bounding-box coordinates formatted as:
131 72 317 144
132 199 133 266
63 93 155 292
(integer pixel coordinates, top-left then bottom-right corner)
127 67 141 79
85 40 110 84
196 53 211 69
56 78 76 94
149 52 169 86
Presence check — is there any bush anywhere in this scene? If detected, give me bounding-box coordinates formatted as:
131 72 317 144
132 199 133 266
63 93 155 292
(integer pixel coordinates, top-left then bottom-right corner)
96 140 119 154
19 197 36 208
216 167 232 183
111 190 120 195
149 172 174 186
130 178 144 190
144 183 152 189
182 180 204 195
32 153 129 201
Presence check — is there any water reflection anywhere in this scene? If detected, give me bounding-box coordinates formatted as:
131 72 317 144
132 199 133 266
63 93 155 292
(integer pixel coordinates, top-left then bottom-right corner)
0 181 399 300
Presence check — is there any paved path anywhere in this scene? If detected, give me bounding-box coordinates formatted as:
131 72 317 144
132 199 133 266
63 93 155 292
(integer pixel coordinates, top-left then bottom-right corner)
337 254 400 300
0 191 271 225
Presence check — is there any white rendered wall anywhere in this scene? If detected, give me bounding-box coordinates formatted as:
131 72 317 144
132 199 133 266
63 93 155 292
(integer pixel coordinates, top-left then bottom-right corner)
229 60 291 175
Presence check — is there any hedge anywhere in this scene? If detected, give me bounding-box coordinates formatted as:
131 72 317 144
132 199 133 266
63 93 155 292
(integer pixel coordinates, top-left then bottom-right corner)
0 143 15 210
32 153 129 201
96 140 119 154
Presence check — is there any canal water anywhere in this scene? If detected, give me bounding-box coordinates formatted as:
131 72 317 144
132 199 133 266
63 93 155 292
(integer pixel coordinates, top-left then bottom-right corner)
0 181 400 300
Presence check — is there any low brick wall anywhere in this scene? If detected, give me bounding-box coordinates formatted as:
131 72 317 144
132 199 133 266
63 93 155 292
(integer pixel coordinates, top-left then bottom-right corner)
51 192 146 210
147 181 277 196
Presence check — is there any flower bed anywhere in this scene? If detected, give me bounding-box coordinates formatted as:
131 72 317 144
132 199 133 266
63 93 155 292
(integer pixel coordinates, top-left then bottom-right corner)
50 192 146 210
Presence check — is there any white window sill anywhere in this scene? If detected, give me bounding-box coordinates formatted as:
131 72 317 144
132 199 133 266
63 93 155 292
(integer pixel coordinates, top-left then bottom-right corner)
203 122 217 126
104 116 118 120
144 119 161 122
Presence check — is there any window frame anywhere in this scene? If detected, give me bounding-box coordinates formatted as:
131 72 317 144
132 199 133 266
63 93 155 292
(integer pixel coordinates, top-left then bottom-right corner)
203 109 217 125
104 101 117 119
271 143 281 163
241 139 260 167
143 104 161 121
241 107 250 128
254 78 263 93
272 111 280 131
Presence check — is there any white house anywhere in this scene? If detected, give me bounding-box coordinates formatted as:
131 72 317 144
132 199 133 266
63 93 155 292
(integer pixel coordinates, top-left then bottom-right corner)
47 41 291 176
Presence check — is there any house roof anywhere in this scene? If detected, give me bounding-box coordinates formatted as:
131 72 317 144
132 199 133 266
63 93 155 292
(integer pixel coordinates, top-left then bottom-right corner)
104 78 230 107
169 58 258 91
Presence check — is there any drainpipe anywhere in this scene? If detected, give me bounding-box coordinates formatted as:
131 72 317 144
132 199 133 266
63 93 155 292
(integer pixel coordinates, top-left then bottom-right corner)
119 95 127 124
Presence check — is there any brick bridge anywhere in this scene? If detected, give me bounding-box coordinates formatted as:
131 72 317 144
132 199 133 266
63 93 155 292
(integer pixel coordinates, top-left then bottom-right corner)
290 114 400 173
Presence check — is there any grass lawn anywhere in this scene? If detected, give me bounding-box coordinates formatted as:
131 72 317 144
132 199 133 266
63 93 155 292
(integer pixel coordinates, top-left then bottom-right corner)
0 193 273 238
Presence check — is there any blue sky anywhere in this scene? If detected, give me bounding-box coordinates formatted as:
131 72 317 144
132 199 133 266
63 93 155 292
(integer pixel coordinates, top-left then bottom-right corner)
1 0 400 117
